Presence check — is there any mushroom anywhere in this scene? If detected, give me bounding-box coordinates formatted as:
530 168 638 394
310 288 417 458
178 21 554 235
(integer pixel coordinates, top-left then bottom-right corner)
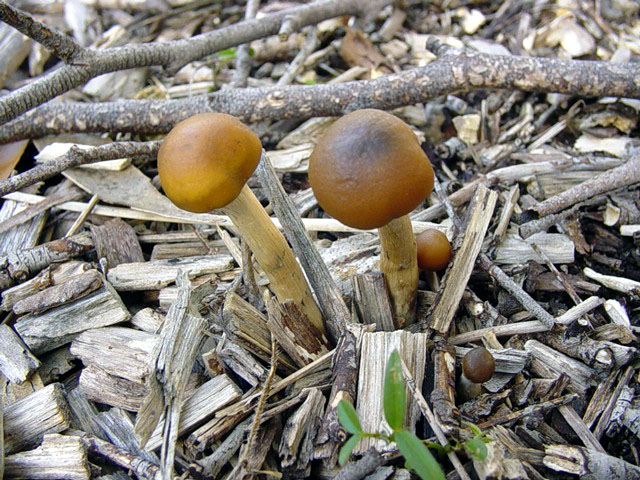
416 228 452 272
458 346 495 401
309 109 434 327
158 113 325 334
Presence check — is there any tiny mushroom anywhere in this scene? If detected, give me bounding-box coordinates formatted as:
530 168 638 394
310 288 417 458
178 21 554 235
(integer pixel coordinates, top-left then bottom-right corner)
416 228 452 272
309 109 434 327
158 113 325 334
458 346 495 401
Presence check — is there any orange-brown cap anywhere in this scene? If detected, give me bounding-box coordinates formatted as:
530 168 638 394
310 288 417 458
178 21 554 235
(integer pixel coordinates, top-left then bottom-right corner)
308 109 434 230
158 113 262 213
416 228 452 271
462 347 495 383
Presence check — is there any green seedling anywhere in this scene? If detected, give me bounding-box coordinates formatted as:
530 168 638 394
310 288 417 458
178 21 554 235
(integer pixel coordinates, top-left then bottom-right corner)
337 350 490 479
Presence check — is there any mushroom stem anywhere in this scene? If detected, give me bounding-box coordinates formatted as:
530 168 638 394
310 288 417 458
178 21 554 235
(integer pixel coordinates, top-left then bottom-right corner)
223 184 325 334
378 215 418 327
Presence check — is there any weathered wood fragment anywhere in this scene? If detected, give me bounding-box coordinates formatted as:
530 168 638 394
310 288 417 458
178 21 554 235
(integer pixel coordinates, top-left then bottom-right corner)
524 340 597 395
222 291 297 372
15 282 130 354
0 232 93 291
213 336 274 387
12 269 102 316
352 273 395 331
431 341 460 436
106 254 233 291
355 330 428 453
4 434 90 480
4 383 71 454
538 331 615 370
279 388 325 476
265 293 331 367
543 444 640 479
494 231 575 264
0 324 40 383
145 374 242 451
429 185 498 333
1 261 91 312
135 273 209 479
89 218 145 270
130 307 164 333
0 199 47 255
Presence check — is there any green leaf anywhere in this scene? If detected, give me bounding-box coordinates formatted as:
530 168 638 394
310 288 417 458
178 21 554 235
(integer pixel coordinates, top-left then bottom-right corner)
394 430 446 480
464 437 488 461
383 350 406 432
338 434 361 466
337 400 363 435
216 48 237 60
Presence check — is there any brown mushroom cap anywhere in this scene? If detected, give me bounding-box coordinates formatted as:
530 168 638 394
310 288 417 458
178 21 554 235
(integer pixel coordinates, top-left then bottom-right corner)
416 228 452 271
462 347 495 383
158 113 262 213
308 109 434 230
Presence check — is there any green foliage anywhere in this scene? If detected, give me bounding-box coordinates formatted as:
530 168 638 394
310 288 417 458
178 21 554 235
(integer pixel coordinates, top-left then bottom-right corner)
383 350 406 432
215 48 237 60
393 430 446 480
338 433 362 466
337 400 362 435
336 350 491 479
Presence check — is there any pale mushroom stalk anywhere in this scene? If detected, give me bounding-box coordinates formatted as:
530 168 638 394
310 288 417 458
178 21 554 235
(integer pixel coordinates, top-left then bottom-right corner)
157 113 325 335
378 216 419 327
223 184 324 332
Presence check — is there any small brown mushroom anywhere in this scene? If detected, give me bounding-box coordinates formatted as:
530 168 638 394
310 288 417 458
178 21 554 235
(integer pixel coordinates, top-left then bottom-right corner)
458 346 495 401
309 109 434 326
158 113 325 334
416 228 452 272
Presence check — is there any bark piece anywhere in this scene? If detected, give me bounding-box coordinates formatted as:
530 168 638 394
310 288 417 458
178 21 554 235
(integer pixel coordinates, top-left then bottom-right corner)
0 324 40 384
106 254 233 291
0 232 93 291
429 185 498 333
12 269 102 316
144 374 242 451
355 330 428 453
524 340 597 395
279 388 326 475
15 282 131 354
4 434 90 480
265 294 331 368
89 218 144 270
4 383 71 454
352 273 395 332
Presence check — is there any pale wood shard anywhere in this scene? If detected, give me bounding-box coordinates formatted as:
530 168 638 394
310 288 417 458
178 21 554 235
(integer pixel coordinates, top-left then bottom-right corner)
583 267 640 294
1 261 91 312
3 383 71 454
222 291 297 372
134 272 209 478
144 374 242 451
4 434 90 480
493 231 575 265
0 199 47 255
71 327 158 385
89 217 145 270
214 336 275 387
265 294 331 368
14 281 131 355
429 184 498 334
353 273 396 332
558 404 606 453
524 340 597 395
279 388 326 475
355 330 428 454
0 324 40 384
0 232 93 291
543 444 640 479
95 408 158 464
12 268 102 316
106 254 234 291
78 365 148 412
129 307 165 333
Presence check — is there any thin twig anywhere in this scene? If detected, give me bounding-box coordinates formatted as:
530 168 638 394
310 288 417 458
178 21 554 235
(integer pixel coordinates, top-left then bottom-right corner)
230 0 261 88
0 141 160 197
0 0 392 125
0 1 87 62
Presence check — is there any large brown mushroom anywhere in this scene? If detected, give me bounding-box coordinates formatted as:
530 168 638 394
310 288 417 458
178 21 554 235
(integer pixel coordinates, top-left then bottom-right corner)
158 113 325 334
309 109 434 326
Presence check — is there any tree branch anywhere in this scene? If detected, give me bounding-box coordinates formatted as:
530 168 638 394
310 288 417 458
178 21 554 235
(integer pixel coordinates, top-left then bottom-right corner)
0 0 392 126
2 42 640 144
